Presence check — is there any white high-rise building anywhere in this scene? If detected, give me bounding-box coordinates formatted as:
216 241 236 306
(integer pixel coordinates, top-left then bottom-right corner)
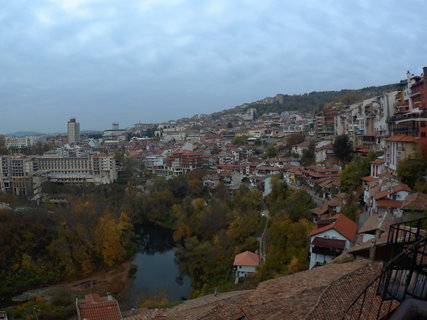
67 118 80 143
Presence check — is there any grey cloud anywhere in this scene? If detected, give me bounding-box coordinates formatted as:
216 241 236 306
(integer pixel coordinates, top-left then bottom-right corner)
1 0 426 132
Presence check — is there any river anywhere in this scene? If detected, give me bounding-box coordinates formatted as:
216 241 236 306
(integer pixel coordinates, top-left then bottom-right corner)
118 225 192 309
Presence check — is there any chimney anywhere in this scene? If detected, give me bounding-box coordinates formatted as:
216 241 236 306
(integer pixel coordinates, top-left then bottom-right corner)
107 292 113 301
423 67 427 80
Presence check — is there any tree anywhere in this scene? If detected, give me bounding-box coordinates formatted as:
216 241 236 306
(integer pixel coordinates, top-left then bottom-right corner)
333 135 353 162
232 136 248 146
286 134 305 148
301 144 315 166
95 212 126 267
397 155 427 190
340 157 369 192
265 145 277 158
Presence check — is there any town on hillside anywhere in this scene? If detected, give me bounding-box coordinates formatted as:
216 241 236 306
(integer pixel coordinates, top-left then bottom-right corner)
1 67 427 319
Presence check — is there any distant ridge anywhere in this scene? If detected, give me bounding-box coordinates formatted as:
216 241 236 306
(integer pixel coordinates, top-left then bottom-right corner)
212 83 400 118
5 131 45 137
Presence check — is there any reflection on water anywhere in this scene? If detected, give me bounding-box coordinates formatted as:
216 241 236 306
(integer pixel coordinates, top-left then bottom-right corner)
119 225 192 309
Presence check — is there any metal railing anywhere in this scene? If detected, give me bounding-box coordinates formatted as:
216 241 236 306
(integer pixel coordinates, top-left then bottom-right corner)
341 218 427 319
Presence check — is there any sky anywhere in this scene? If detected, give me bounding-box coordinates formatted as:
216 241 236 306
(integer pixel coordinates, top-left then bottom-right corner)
1 0 427 134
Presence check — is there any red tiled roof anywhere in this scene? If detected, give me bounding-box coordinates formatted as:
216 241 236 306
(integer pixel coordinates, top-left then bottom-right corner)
402 192 427 211
369 160 384 164
311 205 329 216
78 294 122 320
392 184 411 193
384 135 416 143
374 189 390 200
376 200 402 208
309 214 358 242
233 251 260 266
361 176 376 182
311 237 346 249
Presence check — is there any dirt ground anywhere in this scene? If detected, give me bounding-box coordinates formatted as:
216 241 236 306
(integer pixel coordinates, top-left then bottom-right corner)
12 260 133 302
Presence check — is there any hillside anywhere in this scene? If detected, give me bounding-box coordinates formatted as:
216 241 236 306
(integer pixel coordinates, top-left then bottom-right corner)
214 83 400 118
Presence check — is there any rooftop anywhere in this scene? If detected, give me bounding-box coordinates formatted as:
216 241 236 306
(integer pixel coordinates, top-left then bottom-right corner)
233 251 260 266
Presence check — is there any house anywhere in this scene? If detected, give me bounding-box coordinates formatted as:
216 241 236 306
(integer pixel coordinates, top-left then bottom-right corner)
76 294 122 320
233 251 260 278
308 214 358 269
0 311 8 320
292 141 310 157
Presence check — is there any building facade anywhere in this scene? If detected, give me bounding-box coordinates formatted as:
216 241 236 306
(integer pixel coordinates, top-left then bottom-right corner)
67 118 80 144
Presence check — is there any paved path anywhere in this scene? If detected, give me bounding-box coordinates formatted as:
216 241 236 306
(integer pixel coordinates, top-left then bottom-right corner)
259 200 269 263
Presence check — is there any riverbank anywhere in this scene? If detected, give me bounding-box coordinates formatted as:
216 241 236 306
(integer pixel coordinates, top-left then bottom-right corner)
12 260 133 303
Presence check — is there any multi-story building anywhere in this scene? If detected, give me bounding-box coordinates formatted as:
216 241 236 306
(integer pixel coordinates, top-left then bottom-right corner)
0 154 117 198
384 135 418 173
67 118 80 144
389 68 427 154
5 135 43 149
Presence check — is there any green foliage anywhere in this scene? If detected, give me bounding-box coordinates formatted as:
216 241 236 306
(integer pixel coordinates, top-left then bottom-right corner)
232 135 248 146
170 184 262 292
240 83 399 116
264 145 277 158
6 290 74 320
258 218 312 280
265 180 314 221
333 135 353 162
259 180 314 279
0 189 136 298
301 144 315 166
397 155 427 190
340 156 370 192
341 202 360 222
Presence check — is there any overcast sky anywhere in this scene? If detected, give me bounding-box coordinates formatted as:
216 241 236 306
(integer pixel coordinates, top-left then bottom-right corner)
1 0 426 133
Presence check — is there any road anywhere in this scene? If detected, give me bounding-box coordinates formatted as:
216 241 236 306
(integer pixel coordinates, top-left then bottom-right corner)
259 200 269 263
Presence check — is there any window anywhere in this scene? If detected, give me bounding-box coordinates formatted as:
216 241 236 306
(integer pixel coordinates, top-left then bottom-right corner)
422 132 426 138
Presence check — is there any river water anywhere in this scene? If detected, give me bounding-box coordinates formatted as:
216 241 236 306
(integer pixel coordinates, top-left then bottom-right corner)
118 225 192 309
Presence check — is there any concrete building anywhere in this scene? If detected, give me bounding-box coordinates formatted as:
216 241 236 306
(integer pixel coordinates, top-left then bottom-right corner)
5 135 43 149
67 118 80 144
0 154 117 199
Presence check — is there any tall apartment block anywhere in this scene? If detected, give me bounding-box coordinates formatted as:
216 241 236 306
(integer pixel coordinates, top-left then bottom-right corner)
67 118 80 143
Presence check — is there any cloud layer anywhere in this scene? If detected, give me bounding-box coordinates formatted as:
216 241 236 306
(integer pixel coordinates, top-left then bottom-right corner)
1 0 427 132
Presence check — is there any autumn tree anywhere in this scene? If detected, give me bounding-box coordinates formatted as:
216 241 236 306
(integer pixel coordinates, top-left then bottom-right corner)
95 212 127 267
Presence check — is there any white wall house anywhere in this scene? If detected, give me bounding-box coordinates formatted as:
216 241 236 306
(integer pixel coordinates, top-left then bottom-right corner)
308 214 357 270
233 251 260 279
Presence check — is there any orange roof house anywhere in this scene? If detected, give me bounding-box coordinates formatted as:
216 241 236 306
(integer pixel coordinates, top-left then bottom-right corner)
309 214 358 242
309 214 358 269
234 251 260 280
76 294 122 320
234 251 260 267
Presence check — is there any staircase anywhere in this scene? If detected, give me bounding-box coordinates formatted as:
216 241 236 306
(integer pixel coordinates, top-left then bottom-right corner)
341 217 427 320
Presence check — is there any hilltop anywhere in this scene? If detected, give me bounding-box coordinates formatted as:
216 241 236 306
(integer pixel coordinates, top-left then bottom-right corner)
210 83 399 119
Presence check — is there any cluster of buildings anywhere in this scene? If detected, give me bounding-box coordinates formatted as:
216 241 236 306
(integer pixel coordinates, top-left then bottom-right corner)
315 67 427 170
2 68 427 319
0 118 119 202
